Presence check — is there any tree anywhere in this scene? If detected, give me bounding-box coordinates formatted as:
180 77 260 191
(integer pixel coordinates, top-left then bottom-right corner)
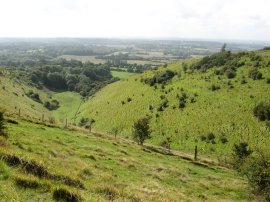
88 118 95 133
233 142 253 159
233 142 253 169
132 116 151 145
221 43 227 52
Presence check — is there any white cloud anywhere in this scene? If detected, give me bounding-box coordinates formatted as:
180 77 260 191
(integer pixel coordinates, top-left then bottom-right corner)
0 0 269 41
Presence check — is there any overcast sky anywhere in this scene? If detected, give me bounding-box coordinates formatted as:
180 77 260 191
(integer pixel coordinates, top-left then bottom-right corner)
0 0 269 41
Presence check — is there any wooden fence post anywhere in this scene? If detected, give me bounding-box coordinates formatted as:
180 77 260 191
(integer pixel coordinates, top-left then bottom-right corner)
194 145 198 161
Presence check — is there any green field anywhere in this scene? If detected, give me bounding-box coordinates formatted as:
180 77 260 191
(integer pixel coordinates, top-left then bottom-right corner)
52 92 83 125
0 119 249 201
111 71 135 79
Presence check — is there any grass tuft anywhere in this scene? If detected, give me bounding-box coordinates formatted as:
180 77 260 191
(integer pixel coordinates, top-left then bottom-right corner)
15 176 41 189
96 186 119 201
53 187 81 202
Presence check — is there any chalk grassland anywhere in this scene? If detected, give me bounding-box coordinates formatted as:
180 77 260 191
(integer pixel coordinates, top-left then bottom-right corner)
111 71 135 79
0 119 249 201
77 51 270 160
0 72 52 121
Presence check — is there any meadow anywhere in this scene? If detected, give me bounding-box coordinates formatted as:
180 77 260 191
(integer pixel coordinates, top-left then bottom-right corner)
0 118 249 201
76 50 270 161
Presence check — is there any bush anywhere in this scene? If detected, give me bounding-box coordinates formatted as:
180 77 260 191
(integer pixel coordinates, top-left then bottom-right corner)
220 134 228 144
210 84 220 91
248 68 263 80
206 132 216 144
44 100 59 110
253 101 270 121
267 78 270 84
178 101 185 109
238 151 270 201
79 117 89 126
233 142 253 169
26 90 42 103
225 69 236 79
144 70 176 86
233 142 253 159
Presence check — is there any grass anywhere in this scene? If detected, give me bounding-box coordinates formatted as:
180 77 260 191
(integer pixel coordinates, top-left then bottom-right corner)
52 92 83 124
77 50 270 160
0 73 52 121
111 71 135 79
0 118 249 201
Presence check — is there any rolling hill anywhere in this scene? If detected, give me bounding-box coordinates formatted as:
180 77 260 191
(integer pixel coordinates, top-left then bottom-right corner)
0 49 270 201
76 50 270 160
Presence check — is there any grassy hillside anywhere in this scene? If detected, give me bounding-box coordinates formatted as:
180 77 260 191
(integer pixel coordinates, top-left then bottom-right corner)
0 118 249 201
0 71 52 121
77 50 270 159
111 71 135 79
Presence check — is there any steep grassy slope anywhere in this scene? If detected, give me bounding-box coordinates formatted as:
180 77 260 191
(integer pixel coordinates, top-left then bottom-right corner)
78 50 270 159
0 118 249 201
0 71 52 121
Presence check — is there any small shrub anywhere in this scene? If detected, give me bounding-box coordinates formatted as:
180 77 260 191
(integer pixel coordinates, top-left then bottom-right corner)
53 187 81 202
206 132 215 143
267 78 270 84
238 151 270 201
253 101 270 121
241 79 247 84
200 135 207 141
220 135 228 144
210 84 220 91
248 68 263 80
225 69 236 79
26 90 42 103
233 142 253 168
127 97 132 102
179 101 185 108
44 100 60 110
79 117 89 126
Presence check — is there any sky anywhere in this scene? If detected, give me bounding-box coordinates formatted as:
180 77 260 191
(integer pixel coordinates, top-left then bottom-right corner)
0 0 269 41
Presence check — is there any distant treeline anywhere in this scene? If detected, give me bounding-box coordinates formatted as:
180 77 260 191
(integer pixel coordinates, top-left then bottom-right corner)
12 59 116 97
